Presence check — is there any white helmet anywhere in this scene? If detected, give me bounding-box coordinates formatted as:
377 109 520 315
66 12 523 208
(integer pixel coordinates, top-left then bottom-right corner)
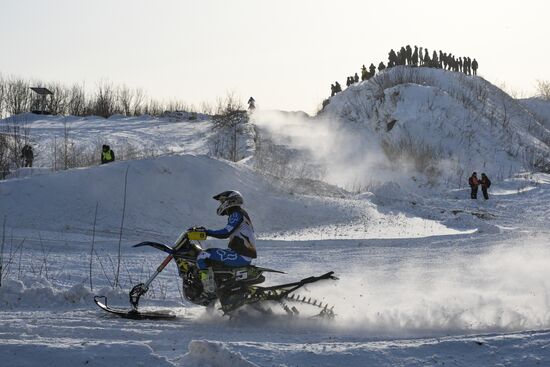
213 190 244 216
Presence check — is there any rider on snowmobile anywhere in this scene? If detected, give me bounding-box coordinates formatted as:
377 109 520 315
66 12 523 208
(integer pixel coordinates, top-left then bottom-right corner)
195 190 257 292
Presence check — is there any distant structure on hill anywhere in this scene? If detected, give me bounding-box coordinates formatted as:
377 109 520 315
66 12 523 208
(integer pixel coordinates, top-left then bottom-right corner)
30 87 53 115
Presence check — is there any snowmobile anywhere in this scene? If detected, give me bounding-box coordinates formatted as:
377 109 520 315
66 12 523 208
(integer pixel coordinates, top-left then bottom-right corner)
94 229 338 320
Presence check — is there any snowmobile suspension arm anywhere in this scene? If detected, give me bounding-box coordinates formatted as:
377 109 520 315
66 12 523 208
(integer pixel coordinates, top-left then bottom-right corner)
143 254 174 289
129 253 174 309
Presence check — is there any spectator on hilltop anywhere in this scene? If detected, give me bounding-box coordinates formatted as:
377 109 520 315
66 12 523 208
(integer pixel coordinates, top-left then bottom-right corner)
412 46 419 66
369 63 377 78
361 65 368 81
388 49 397 68
328 46 479 100
472 58 478 75
247 97 256 110
405 45 413 65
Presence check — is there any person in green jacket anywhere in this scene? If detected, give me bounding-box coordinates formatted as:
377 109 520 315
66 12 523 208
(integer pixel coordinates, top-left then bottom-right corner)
101 145 115 164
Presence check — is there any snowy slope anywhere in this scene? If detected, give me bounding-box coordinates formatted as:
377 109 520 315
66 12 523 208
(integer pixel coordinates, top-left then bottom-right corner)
521 97 550 130
2 68 550 366
0 154 465 244
1 149 550 366
1 113 213 170
252 67 550 192
324 67 550 173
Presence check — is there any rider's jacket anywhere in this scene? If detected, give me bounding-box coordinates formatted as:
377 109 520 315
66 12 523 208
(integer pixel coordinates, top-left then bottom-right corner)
206 207 257 258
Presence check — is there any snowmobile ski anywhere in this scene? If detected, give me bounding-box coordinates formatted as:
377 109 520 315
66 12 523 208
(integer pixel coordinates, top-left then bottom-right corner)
94 296 176 320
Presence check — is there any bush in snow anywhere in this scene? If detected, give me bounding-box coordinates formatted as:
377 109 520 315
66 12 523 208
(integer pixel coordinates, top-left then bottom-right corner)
209 94 255 162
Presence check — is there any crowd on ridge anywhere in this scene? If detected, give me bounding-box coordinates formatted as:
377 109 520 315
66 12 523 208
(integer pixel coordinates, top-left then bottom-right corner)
331 45 479 97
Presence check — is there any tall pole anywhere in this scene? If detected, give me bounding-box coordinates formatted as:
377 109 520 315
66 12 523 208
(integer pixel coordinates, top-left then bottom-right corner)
0 216 6 287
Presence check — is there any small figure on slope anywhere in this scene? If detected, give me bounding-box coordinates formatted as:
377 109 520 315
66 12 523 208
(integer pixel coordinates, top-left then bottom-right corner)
480 173 491 200
101 145 115 164
21 144 34 167
469 172 479 199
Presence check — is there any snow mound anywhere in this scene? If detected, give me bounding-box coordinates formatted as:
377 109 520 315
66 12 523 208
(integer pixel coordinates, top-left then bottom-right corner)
321 66 550 185
2 153 460 241
179 340 258 367
0 277 92 309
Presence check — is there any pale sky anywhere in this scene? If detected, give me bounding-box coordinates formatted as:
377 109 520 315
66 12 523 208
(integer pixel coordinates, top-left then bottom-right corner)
1 0 549 113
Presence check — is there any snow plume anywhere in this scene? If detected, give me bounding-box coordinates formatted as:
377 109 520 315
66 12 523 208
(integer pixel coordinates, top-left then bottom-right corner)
251 110 412 192
322 237 550 337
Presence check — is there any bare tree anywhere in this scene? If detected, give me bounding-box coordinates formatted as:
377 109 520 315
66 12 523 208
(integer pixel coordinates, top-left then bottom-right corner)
132 88 145 116
0 76 6 119
536 80 550 100
67 83 86 116
93 81 119 117
6 77 31 115
46 82 69 115
118 85 134 116
0 133 9 179
211 93 247 162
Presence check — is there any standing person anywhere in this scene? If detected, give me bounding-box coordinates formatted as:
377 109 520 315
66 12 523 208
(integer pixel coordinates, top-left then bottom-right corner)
21 144 34 167
480 173 491 200
247 97 256 110
354 73 359 83
101 145 115 164
369 63 376 78
361 65 368 80
472 58 478 75
412 46 419 66
468 172 479 199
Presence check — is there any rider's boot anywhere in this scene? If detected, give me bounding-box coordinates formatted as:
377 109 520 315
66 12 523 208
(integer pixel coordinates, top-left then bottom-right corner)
199 267 216 293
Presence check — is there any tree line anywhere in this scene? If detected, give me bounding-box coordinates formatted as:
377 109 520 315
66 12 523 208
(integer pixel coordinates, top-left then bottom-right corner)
0 75 200 119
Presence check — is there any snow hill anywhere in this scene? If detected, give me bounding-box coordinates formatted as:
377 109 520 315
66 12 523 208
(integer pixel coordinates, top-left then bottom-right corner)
253 67 550 192
325 66 550 175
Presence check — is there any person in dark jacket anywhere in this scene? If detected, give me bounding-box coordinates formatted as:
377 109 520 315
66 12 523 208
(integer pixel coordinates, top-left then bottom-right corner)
247 97 256 110
21 144 34 167
469 172 479 199
480 173 491 200
369 63 376 78
101 145 115 164
472 58 478 75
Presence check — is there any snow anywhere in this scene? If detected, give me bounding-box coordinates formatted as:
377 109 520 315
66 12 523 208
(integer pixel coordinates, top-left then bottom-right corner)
1 67 550 366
